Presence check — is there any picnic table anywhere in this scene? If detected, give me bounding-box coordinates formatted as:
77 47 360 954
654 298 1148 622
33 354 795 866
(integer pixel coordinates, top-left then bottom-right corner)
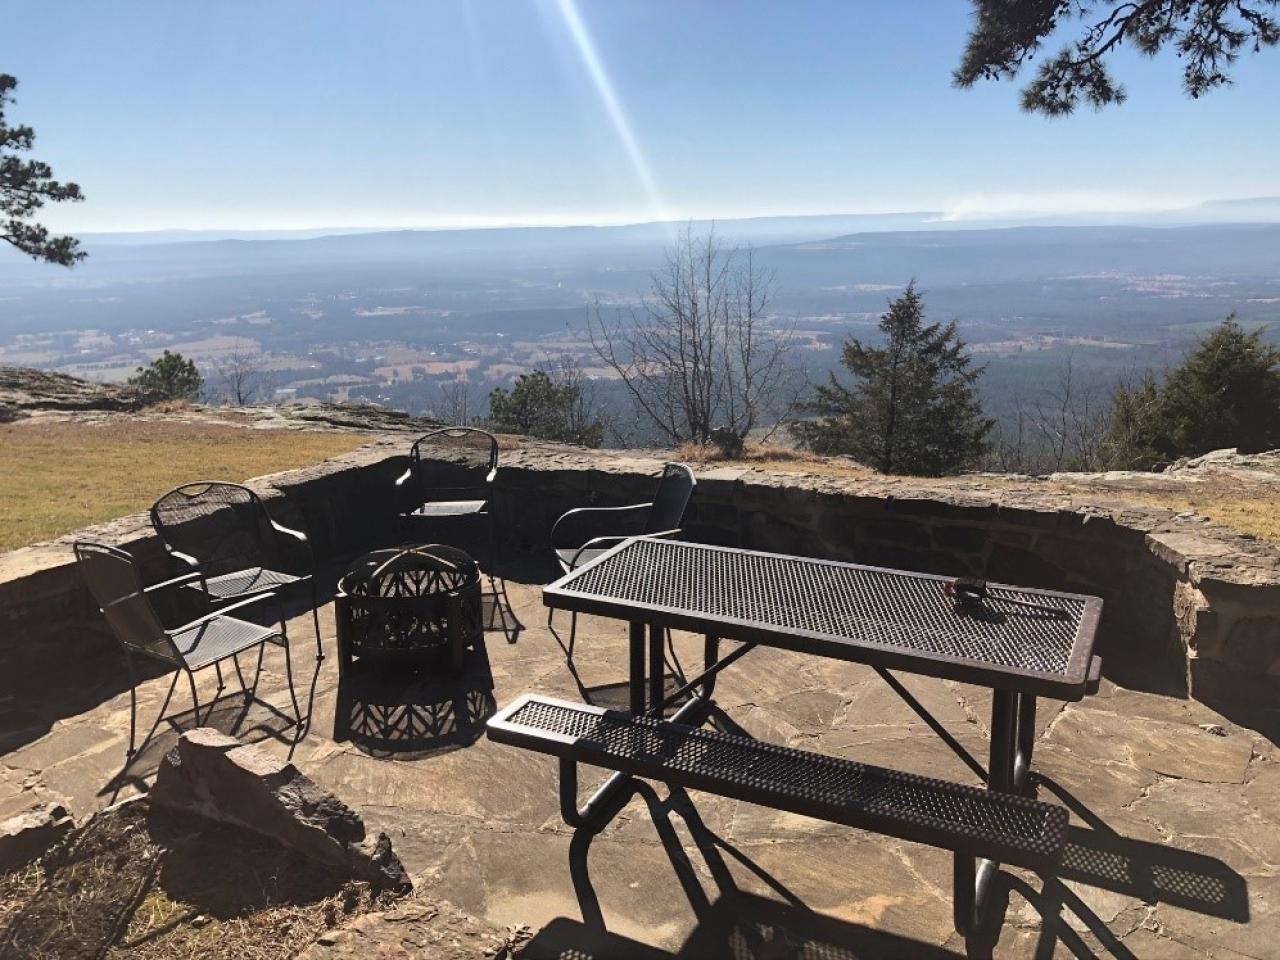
489 536 1105 940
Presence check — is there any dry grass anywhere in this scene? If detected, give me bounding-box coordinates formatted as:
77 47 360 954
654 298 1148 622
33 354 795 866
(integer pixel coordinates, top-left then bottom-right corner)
1117 494 1280 544
674 440 875 479
0 803 392 960
0 420 369 552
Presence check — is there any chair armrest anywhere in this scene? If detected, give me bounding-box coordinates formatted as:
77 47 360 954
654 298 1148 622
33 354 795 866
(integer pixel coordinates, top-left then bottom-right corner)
270 519 308 543
551 502 653 550
143 570 205 594
566 528 684 570
165 547 201 570
568 535 630 569
171 590 278 631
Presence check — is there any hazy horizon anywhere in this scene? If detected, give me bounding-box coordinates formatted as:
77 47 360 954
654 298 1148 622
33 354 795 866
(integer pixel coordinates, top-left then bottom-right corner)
6 1 1280 235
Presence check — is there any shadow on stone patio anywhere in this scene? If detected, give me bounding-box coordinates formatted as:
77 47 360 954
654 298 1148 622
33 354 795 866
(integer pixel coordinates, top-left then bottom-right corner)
96 656 323 808
333 644 497 760
532 760 1252 960
1041 775 1249 923
529 780 969 959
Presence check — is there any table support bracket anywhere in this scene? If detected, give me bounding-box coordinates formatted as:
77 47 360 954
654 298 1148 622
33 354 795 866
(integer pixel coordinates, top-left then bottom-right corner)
651 637 754 718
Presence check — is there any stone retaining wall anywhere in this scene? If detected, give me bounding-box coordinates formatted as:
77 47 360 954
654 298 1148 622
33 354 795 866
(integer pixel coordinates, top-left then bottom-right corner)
2 438 1277 749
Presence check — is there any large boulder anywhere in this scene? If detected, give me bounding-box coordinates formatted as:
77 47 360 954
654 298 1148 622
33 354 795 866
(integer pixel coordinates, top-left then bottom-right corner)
150 728 409 892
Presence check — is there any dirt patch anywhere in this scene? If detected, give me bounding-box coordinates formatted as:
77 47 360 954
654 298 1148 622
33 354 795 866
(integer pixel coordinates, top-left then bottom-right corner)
0 801 396 960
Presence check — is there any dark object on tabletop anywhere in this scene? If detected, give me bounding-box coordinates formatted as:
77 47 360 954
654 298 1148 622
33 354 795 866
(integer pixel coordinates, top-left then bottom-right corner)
548 462 695 653
74 541 303 762
150 481 323 661
395 428 498 561
945 576 988 609
334 545 482 676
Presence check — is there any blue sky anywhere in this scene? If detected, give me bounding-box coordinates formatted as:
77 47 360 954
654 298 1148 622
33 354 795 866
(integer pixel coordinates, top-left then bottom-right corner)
5 0 1279 232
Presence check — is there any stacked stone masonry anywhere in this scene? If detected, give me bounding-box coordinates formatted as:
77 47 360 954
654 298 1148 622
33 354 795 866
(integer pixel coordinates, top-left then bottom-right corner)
2 437 1277 748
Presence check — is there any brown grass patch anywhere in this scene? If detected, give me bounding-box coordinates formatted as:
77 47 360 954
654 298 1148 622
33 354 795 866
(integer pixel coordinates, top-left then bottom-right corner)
0 802 393 960
0 419 369 551
673 441 875 478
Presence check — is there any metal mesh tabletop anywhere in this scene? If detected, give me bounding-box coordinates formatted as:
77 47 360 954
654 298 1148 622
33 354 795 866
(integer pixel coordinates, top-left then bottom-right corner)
546 538 1102 696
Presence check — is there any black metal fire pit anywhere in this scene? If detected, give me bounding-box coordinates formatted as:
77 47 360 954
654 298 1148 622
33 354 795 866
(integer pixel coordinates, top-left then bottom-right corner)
335 545 482 675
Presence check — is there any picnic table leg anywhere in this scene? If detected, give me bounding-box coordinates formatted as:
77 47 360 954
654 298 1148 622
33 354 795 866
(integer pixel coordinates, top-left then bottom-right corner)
629 620 645 715
701 634 720 699
1013 692 1037 794
988 689 1017 792
953 852 998 939
649 622 664 714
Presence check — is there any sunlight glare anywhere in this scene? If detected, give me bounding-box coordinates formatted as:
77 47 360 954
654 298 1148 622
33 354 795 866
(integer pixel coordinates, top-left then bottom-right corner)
553 0 671 224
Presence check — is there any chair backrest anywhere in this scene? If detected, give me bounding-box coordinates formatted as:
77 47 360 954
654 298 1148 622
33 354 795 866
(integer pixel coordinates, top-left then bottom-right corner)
150 481 278 575
643 462 696 534
406 428 499 501
73 542 176 662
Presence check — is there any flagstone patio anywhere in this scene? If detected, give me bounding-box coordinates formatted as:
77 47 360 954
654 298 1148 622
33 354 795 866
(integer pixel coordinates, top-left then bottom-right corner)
1 568 1276 959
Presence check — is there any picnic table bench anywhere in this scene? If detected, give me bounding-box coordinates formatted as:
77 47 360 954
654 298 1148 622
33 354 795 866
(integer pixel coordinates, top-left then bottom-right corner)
487 537 1104 939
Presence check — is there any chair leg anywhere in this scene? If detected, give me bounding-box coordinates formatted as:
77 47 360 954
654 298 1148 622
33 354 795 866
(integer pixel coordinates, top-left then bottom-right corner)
131 671 179 763
568 611 578 659
231 652 251 698
310 581 324 663
279 639 304 738
214 661 226 696
123 650 139 758
249 643 265 694
187 670 203 728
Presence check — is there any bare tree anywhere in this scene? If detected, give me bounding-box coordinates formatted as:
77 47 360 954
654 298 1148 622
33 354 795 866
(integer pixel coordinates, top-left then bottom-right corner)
588 225 797 451
550 353 615 446
985 356 1115 474
437 377 476 426
212 340 264 406
1030 356 1112 472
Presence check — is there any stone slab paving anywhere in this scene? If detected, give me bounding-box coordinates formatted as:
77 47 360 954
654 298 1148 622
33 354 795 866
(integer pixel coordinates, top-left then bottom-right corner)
1 578 1276 958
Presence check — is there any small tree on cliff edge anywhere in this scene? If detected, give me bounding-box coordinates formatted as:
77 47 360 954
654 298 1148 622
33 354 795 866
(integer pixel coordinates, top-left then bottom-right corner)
488 361 607 447
1 74 85 266
796 283 993 476
129 351 204 401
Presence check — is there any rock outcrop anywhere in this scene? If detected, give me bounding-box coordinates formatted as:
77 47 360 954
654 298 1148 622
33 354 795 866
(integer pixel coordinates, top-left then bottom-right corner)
0 366 153 419
0 801 73 870
150 728 410 892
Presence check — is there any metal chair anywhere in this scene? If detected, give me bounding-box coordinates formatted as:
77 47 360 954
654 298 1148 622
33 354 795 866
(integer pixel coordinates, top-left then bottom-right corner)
395 427 499 565
548 462 695 652
150 481 323 662
396 428 519 636
74 541 303 761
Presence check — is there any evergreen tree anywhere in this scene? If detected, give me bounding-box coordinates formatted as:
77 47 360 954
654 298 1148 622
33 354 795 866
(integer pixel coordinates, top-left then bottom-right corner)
1 74 85 265
796 283 993 476
487 367 605 447
954 1 1280 116
128 350 204 401
1106 316 1280 468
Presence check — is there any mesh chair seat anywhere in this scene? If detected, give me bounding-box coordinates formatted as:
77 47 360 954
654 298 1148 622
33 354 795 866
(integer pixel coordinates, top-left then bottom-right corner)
190 566 301 600
74 540 304 762
169 615 281 671
410 499 488 518
556 548 609 572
